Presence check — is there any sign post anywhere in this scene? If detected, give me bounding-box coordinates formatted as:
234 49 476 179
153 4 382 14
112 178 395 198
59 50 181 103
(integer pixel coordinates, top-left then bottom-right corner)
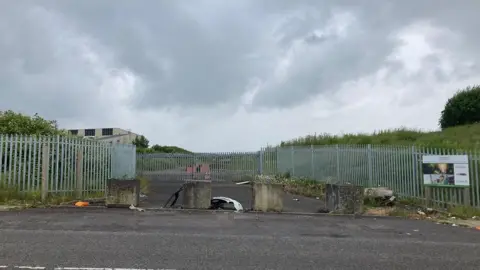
422 155 470 206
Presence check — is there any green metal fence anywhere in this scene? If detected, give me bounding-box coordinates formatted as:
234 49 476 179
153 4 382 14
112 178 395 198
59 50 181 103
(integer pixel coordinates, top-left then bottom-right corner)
274 145 480 209
137 152 263 182
0 134 136 197
135 145 480 209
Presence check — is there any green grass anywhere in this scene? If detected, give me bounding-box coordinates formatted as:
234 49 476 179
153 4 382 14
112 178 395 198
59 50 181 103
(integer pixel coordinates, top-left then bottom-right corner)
447 205 480 219
281 124 480 150
254 173 326 198
0 176 105 207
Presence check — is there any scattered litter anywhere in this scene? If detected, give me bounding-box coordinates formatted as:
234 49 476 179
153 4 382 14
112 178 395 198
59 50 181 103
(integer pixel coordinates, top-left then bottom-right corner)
472 216 478 220
413 229 419 232
475 226 480 231
450 217 456 220
315 197 320 200
129 204 145 212
140 193 147 198
293 198 299 201
417 210 426 216
452 224 458 227
406 233 411 235
74 201 89 207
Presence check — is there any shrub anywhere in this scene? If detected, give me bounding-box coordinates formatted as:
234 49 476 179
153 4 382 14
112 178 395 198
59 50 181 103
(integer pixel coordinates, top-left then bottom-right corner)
440 85 480 129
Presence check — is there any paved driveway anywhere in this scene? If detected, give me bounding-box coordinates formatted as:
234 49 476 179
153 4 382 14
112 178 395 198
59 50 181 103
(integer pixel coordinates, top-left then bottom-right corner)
1 208 480 269
143 176 324 213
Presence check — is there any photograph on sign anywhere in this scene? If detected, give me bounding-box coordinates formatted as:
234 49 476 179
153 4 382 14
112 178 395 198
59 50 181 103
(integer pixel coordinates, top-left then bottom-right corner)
422 155 469 187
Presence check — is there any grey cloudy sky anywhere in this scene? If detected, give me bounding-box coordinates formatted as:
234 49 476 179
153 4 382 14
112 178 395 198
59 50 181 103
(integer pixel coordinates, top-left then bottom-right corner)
0 0 479 151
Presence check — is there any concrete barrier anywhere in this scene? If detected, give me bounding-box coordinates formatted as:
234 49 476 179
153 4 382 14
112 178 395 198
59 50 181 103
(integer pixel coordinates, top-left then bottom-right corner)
182 180 212 209
105 179 140 207
252 183 283 212
325 184 363 214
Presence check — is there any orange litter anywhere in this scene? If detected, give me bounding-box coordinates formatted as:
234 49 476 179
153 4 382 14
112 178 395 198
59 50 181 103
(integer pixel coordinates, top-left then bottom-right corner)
475 226 480 231
75 201 89 207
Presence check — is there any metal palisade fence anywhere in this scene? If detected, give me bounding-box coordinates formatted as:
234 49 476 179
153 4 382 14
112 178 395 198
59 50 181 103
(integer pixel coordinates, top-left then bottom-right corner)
0 134 136 199
271 145 480 209
137 152 265 182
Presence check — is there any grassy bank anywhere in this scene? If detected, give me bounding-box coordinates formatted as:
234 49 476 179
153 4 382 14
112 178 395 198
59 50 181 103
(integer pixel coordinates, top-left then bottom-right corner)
280 124 480 150
254 174 325 198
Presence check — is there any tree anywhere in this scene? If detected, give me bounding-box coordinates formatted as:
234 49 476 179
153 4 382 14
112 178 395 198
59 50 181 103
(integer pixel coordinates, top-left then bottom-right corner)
439 85 480 129
132 135 149 149
0 110 63 135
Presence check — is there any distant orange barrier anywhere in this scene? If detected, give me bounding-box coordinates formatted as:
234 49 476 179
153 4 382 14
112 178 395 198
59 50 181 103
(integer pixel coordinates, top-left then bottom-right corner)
186 164 211 179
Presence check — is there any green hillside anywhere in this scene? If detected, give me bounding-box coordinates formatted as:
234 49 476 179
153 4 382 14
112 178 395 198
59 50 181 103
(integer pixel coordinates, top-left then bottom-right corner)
280 124 480 150
137 144 192 154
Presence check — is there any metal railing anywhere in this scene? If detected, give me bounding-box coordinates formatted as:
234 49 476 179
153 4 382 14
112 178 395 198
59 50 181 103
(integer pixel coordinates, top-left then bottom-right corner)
272 145 480 209
137 152 262 182
136 144 480 209
0 134 136 199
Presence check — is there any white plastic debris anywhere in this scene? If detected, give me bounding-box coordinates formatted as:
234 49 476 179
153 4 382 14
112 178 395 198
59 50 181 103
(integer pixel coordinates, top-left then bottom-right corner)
293 198 299 201
236 181 251 185
129 204 145 212
417 210 426 216
212 196 244 212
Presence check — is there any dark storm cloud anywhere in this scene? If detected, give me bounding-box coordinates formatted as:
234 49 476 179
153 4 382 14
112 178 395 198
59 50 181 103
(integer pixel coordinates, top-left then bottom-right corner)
0 0 479 118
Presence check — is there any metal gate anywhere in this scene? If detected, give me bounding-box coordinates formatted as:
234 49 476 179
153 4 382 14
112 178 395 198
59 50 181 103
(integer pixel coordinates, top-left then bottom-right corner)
136 152 260 209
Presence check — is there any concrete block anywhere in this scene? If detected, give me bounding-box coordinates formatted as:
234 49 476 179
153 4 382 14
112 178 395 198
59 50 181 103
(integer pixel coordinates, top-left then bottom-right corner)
325 184 364 214
182 179 212 209
105 179 140 207
252 183 284 212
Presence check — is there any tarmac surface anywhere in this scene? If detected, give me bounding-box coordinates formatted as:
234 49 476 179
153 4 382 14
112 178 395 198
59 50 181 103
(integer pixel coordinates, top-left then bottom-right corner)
1 208 480 269
142 176 324 213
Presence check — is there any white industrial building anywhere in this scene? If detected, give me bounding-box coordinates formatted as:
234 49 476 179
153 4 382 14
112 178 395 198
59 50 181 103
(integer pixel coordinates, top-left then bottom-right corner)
69 128 140 144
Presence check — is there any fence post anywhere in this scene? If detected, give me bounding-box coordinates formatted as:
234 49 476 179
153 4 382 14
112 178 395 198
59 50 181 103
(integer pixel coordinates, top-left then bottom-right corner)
367 144 373 187
311 145 314 180
463 187 471 207
75 145 84 199
411 145 418 198
291 145 295 177
258 148 264 175
41 143 50 202
464 151 471 207
336 145 340 183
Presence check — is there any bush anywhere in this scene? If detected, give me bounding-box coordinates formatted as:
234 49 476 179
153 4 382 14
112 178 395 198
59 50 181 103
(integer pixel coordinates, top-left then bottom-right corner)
440 85 480 129
0 110 64 135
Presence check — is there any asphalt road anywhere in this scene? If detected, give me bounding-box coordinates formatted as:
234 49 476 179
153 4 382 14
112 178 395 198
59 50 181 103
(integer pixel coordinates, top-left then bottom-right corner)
143 176 324 213
1 208 480 270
